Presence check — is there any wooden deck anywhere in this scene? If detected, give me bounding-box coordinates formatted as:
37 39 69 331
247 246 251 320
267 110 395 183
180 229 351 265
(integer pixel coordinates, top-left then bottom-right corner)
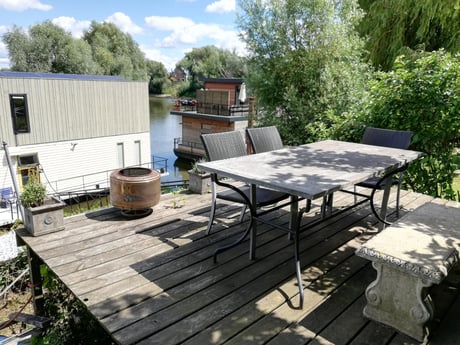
16 188 460 345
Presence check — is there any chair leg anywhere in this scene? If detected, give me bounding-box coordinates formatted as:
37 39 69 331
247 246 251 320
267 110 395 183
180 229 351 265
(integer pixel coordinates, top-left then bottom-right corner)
206 182 218 235
395 184 401 218
238 205 247 222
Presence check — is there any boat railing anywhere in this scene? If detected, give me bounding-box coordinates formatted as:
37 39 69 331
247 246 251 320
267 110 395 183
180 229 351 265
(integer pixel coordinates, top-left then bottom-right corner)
151 155 169 174
45 159 169 196
174 138 204 156
196 102 249 116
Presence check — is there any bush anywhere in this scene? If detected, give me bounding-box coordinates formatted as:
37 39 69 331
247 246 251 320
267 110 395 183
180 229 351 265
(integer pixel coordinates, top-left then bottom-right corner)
20 180 47 208
352 49 460 199
32 266 114 345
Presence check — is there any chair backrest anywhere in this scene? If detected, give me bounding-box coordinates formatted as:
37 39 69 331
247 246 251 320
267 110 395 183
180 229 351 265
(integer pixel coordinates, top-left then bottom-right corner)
246 126 283 153
200 131 247 161
361 127 413 150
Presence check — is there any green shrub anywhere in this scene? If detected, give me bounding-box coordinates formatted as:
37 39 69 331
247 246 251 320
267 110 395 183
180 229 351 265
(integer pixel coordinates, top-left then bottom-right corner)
32 266 114 345
20 180 47 208
353 49 460 199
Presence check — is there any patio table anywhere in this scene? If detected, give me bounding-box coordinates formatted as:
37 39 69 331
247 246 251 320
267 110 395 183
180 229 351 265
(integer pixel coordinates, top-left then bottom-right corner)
198 139 422 307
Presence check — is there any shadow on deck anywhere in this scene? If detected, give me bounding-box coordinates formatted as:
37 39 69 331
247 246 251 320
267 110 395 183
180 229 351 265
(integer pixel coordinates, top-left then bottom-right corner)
15 188 460 345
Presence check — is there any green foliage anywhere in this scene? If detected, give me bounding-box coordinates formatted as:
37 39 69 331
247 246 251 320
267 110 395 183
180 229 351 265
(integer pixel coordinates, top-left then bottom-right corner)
20 180 47 208
0 249 28 292
170 187 187 208
83 22 148 80
358 0 460 70
2 20 170 89
146 60 170 94
2 22 98 74
176 45 248 97
353 50 460 199
190 158 207 174
32 266 114 345
237 0 371 145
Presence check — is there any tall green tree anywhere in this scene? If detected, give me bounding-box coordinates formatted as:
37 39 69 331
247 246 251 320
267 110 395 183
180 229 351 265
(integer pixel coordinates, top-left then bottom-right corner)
83 21 148 80
176 45 247 96
3 22 97 74
146 60 170 94
358 0 460 70
238 0 371 145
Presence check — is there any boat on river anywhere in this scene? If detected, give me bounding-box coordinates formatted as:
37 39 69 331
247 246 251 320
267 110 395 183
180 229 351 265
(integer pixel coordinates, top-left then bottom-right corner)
172 78 250 161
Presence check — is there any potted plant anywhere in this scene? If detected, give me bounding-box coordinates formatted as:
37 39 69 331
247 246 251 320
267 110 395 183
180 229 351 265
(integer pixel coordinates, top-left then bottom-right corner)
20 179 66 236
188 159 211 194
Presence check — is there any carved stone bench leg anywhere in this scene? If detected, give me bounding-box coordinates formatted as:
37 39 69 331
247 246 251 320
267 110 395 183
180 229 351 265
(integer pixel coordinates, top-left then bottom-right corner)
364 262 435 342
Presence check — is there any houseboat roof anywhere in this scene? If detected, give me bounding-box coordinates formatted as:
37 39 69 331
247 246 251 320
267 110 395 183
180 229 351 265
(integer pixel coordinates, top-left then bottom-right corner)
0 71 125 81
200 77 244 84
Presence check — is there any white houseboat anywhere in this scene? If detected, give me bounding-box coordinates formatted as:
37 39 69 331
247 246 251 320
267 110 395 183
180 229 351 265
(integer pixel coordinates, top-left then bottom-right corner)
0 72 151 223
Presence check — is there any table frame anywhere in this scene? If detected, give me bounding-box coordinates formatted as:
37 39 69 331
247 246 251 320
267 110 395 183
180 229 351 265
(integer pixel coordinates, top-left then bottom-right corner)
198 140 422 308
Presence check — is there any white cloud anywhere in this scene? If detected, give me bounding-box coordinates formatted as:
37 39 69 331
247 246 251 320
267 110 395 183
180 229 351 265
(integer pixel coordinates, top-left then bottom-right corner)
0 0 52 11
0 25 9 35
106 12 143 35
145 16 194 33
205 0 235 14
52 17 91 38
142 15 246 70
141 45 179 71
0 41 10 69
144 16 243 51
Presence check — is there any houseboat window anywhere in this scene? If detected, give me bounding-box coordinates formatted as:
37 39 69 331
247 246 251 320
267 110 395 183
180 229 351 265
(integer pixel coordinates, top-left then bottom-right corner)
117 143 125 168
9 94 30 134
18 154 39 166
134 140 141 166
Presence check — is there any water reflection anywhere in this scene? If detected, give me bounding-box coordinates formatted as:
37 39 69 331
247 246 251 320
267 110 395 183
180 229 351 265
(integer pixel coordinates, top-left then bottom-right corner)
149 96 192 184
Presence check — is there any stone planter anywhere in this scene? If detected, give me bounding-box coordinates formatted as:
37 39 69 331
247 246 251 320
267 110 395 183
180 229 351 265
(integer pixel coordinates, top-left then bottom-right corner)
23 197 66 236
188 170 211 194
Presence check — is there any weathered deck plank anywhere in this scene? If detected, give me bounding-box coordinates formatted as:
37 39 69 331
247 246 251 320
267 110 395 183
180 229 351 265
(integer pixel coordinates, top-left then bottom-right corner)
15 188 459 345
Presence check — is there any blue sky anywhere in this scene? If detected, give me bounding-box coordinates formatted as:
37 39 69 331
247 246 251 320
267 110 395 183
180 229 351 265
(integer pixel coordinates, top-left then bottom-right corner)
0 0 245 71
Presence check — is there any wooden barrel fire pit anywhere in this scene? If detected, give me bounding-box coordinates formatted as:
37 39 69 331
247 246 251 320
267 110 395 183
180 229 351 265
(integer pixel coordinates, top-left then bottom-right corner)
110 167 161 217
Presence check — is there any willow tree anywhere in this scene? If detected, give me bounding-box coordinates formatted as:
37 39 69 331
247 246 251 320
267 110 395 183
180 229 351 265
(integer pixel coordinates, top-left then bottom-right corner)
83 21 148 80
3 22 97 74
358 0 460 70
237 0 371 145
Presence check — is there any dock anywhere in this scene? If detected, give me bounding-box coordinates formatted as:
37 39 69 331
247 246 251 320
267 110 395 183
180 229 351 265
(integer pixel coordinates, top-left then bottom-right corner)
15 188 460 345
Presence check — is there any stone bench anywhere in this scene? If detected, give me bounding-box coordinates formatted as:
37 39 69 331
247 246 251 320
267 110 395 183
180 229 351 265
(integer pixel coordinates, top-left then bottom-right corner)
356 201 460 342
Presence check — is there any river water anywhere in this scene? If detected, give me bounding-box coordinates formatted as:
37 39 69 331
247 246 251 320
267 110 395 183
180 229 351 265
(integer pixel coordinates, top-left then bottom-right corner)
149 96 191 185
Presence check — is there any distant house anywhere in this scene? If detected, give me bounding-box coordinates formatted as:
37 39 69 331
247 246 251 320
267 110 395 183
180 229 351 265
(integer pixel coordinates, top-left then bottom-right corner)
0 72 150 199
170 68 186 82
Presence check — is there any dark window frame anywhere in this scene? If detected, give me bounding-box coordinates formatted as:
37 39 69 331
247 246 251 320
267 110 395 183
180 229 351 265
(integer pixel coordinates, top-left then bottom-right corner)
9 94 31 134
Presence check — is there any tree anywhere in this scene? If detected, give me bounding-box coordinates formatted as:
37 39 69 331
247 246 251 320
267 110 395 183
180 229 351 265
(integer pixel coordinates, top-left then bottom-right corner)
176 45 247 96
237 0 371 145
83 22 148 80
358 0 460 70
2 22 97 74
146 60 170 94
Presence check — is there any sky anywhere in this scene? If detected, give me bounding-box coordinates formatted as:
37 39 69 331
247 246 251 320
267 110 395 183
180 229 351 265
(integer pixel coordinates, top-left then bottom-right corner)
0 0 246 71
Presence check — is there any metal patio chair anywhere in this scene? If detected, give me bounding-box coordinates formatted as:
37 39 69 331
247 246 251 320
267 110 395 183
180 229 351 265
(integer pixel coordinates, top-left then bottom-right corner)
200 131 290 238
246 126 284 153
354 127 414 223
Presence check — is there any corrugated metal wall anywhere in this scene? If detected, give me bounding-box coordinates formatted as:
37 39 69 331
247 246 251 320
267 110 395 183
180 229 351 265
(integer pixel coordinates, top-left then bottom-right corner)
0 77 149 146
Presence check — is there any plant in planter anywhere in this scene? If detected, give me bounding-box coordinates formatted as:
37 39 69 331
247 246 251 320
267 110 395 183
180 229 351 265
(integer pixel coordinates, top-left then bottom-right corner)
188 159 211 194
20 179 66 236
